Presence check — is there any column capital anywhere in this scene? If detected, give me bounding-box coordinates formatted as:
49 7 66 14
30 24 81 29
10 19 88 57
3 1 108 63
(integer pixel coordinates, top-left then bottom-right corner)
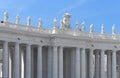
89 48 94 51
75 46 80 48
26 43 31 46
105 50 112 54
75 45 84 49
50 44 58 47
15 42 19 44
53 45 58 48
3 41 8 47
3 41 8 43
76 46 80 49
95 51 99 55
59 46 63 51
76 47 80 53
59 46 63 48
81 47 85 50
38 44 43 47
112 49 117 53
101 49 106 52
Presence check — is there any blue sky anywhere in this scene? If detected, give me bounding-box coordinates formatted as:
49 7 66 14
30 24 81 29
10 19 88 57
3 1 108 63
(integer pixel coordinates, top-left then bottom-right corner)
0 0 120 34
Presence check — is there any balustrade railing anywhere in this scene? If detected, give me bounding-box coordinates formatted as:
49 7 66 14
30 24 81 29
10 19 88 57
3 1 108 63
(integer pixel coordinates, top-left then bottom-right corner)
0 22 120 40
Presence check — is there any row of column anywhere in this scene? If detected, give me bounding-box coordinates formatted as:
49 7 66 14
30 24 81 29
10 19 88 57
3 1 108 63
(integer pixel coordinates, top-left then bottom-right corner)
2 41 117 78
94 50 117 78
2 42 43 78
75 48 117 78
2 41 64 78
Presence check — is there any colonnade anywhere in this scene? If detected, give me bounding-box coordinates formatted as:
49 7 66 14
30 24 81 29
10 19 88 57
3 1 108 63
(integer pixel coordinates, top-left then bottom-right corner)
1 41 119 78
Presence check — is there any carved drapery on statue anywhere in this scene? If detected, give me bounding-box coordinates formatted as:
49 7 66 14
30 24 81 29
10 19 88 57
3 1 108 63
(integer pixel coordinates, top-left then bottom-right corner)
60 13 71 30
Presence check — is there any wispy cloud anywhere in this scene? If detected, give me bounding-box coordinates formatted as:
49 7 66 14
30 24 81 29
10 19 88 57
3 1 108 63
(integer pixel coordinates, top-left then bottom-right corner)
57 0 94 15
0 0 33 14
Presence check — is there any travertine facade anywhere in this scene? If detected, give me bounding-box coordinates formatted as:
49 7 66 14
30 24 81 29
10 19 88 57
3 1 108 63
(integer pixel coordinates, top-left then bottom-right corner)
0 12 120 78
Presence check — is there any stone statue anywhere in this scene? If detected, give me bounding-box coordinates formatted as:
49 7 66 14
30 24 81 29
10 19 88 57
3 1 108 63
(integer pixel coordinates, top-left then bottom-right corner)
101 24 104 34
53 18 57 28
90 24 94 33
60 20 63 29
27 16 31 26
62 13 71 29
16 15 20 24
82 22 86 31
4 12 9 22
76 22 80 30
112 24 115 34
38 18 42 27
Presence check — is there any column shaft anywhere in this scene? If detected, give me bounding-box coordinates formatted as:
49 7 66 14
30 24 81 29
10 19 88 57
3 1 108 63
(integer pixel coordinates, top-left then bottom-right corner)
48 47 52 78
81 48 86 78
13 42 20 78
59 46 63 78
9 47 12 78
37 45 42 78
76 47 80 78
71 49 75 78
25 44 31 78
21 50 24 78
89 49 94 78
100 49 105 78
95 52 100 78
2 41 9 78
112 51 116 78
53 46 58 78
107 52 111 78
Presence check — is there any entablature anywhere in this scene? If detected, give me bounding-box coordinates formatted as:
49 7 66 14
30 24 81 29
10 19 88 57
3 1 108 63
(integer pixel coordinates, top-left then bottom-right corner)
0 12 120 49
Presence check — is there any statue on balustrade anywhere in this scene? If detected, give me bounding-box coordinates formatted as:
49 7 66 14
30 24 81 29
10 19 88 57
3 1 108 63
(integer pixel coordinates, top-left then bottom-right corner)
62 13 71 29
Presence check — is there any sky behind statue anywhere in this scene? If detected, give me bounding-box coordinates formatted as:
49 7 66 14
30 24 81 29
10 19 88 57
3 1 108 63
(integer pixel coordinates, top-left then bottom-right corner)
0 0 120 34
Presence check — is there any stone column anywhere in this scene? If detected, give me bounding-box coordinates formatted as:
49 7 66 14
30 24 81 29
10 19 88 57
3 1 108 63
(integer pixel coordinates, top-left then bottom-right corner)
89 49 94 78
37 45 42 78
53 46 58 78
95 51 100 78
31 47 34 78
81 48 86 78
25 44 31 78
21 49 25 78
71 49 75 78
2 41 9 78
48 47 52 78
75 47 80 78
13 42 20 78
9 47 12 78
107 52 112 78
59 46 63 78
112 50 117 78
100 49 105 78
